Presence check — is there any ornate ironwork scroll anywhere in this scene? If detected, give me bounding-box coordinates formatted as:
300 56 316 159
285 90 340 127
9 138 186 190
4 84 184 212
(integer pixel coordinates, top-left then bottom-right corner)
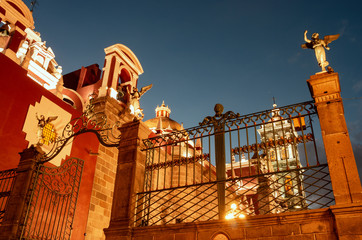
20 158 84 239
199 103 240 131
40 99 122 163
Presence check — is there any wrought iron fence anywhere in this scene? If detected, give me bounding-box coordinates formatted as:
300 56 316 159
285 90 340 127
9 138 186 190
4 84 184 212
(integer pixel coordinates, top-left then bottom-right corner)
0 168 17 222
134 101 334 226
20 158 84 239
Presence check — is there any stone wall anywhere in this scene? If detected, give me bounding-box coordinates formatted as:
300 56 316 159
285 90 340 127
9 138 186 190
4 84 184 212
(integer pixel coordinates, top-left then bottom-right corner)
86 97 133 239
128 208 339 240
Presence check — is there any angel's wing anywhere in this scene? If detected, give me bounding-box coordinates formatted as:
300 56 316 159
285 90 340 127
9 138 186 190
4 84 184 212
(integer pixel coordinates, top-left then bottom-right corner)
46 116 58 123
324 34 340 46
139 84 153 97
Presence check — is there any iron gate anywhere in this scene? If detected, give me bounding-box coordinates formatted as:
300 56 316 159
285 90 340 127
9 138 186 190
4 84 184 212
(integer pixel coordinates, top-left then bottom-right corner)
134 101 334 226
20 157 84 239
0 168 17 222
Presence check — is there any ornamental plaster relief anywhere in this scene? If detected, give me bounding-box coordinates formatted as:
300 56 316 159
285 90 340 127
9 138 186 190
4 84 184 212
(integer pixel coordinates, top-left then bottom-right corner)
22 96 73 166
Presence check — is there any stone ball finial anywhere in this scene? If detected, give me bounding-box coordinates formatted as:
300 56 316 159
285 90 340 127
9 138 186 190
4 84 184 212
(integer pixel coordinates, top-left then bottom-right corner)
214 104 224 117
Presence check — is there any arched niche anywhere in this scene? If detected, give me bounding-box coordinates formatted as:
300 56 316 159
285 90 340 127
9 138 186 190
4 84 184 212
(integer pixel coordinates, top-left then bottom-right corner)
116 67 132 104
99 44 143 99
211 232 230 240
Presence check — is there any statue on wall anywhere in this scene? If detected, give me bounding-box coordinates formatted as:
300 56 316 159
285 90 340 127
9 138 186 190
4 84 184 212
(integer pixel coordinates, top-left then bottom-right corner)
121 83 152 120
301 30 339 73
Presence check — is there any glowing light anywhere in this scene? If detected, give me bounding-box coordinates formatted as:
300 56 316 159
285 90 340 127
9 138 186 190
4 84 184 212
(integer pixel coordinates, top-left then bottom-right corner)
225 213 234 220
225 203 246 220
231 203 237 210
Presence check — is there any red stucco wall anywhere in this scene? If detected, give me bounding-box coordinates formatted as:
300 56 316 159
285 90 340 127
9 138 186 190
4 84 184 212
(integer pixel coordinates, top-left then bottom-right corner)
0 54 99 238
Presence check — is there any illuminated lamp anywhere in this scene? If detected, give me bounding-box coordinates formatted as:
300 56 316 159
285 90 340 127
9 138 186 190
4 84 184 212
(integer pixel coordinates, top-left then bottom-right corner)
293 117 306 131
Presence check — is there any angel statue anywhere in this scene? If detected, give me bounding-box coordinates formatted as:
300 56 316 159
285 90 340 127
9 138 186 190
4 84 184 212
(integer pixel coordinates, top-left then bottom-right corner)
122 83 152 120
302 30 339 73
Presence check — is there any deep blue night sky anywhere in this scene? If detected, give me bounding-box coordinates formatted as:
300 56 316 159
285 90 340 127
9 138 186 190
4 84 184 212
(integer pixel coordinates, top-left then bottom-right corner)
25 0 362 174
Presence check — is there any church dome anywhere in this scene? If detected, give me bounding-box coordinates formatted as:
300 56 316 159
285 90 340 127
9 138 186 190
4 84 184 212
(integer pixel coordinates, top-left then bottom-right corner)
144 101 182 133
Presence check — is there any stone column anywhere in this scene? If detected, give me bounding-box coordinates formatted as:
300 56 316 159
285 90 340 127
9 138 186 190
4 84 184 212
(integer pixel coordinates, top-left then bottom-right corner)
84 96 133 239
0 145 43 240
104 120 151 240
307 72 362 204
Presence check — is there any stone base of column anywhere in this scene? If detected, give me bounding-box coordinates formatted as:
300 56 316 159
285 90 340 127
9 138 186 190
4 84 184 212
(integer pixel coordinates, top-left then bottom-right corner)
331 203 362 239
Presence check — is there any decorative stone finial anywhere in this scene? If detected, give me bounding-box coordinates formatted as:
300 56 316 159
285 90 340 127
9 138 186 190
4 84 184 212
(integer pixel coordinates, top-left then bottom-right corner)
214 104 224 117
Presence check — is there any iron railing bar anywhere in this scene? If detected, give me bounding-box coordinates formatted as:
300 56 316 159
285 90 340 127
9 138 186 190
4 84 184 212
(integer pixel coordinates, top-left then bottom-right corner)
193 137 196 185
39 171 55 239
27 177 42 237
162 184 218 225
156 147 161 190
136 164 329 195
0 171 15 215
237 126 242 176
20 164 41 239
137 187 191 221
280 117 289 171
181 189 219 223
261 119 270 173
164 143 167 189
303 181 333 197
45 186 60 239
305 190 333 206
298 113 309 167
191 195 219 222
185 137 189 186
305 190 334 208
308 114 320 165
141 192 180 219
200 134 204 184
288 114 300 168
171 144 174 188
228 128 234 180
48 194 61 239
157 184 217 225
54 192 67 239
208 133 212 182
178 141 182 187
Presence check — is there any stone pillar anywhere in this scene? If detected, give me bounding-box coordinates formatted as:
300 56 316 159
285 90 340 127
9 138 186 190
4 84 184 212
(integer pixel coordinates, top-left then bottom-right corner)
0 145 43 240
307 72 362 204
84 96 133 239
104 120 151 240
